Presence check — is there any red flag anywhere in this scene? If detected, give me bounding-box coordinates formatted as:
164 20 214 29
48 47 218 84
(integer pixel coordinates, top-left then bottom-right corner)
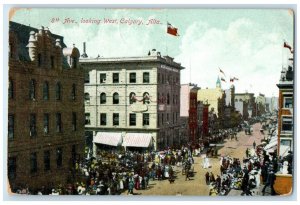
219 67 226 76
230 78 233 82
221 77 226 82
284 42 292 53
167 23 179 36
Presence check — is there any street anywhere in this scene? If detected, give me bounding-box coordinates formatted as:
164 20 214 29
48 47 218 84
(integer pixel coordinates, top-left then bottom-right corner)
123 123 265 196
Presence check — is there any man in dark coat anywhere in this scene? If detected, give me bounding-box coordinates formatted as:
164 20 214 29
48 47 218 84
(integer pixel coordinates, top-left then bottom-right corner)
205 172 210 185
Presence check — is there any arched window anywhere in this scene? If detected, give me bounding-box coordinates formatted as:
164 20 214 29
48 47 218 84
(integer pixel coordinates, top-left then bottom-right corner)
143 92 150 104
9 78 14 99
84 93 90 104
100 93 106 104
56 82 61 100
113 92 119 104
167 93 170 105
71 84 76 100
29 79 36 100
43 81 49 100
129 92 136 104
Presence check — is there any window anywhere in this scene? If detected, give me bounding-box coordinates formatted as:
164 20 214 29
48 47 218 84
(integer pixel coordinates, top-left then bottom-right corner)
29 79 36 100
143 113 150 126
162 113 164 125
43 81 49 100
113 113 119 126
129 114 136 126
167 113 169 122
56 148 63 168
8 157 16 180
72 112 77 131
44 114 49 134
56 113 62 133
9 79 14 99
158 113 160 126
162 75 164 84
85 113 91 125
173 94 175 104
158 73 161 83
130 73 136 83
84 93 90 104
38 53 42 67
30 114 37 137
56 82 61 100
50 56 55 68
71 84 76 101
30 152 37 174
129 92 136 104
100 93 106 104
284 96 293 108
167 93 170 104
282 116 293 132
85 72 90 83
100 113 107 125
8 114 14 139
143 92 150 104
44 150 50 171
100 74 106 83
113 92 119 104
113 73 119 83
281 139 292 147
143 72 150 83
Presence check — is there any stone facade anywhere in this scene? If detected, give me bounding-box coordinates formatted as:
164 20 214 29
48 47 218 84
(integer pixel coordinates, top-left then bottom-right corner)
8 22 85 191
235 92 257 118
80 51 184 151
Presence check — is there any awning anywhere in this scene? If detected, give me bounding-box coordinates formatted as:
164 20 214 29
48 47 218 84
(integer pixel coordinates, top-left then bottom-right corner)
264 140 278 151
122 133 152 148
279 145 290 157
93 132 122 146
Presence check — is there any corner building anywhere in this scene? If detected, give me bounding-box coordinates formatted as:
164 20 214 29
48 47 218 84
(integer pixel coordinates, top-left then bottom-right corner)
8 22 85 191
80 50 184 152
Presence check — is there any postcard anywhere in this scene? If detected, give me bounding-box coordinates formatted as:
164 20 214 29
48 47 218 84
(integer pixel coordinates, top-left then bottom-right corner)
7 7 294 197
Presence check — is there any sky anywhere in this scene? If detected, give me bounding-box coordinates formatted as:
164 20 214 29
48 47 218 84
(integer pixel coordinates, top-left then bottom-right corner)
10 8 294 97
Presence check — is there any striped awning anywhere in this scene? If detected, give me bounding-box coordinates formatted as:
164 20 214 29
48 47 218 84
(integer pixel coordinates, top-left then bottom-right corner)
93 132 122 146
279 145 290 157
122 133 152 148
264 140 278 151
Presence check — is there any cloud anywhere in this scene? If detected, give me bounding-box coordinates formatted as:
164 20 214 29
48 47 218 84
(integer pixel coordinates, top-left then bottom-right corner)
176 18 287 97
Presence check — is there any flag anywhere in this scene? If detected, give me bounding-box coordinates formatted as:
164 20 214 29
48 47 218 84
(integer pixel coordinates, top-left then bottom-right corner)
221 77 226 82
167 22 179 36
230 78 233 82
219 67 226 76
233 77 239 81
284 42 293 53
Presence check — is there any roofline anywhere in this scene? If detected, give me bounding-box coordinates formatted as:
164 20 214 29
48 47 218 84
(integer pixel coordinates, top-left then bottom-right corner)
79 55 185 70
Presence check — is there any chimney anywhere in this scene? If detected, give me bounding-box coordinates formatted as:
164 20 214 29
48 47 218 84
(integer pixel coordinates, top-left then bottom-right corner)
81 42 88 58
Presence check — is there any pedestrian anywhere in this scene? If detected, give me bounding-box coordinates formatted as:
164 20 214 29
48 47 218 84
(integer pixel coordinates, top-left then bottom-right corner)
128 179 134 195
246 148 249 158
205 172 210 185
210 172 215 182
253 141 256 150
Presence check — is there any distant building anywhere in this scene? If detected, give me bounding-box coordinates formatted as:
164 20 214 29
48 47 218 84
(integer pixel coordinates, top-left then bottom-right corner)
266 96 279 113
80 50 184 152
180 83 200 144
255 93 266 116
235 92 256 119
197 77 225 129
8 22 85 191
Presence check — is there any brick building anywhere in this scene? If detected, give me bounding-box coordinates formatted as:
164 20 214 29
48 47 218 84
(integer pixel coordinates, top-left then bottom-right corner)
8 22 85 191
180 84 200 144
80 49 184 152
276 55 294 156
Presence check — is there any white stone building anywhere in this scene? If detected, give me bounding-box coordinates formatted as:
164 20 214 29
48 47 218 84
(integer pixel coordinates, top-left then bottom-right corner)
80 50 184 153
